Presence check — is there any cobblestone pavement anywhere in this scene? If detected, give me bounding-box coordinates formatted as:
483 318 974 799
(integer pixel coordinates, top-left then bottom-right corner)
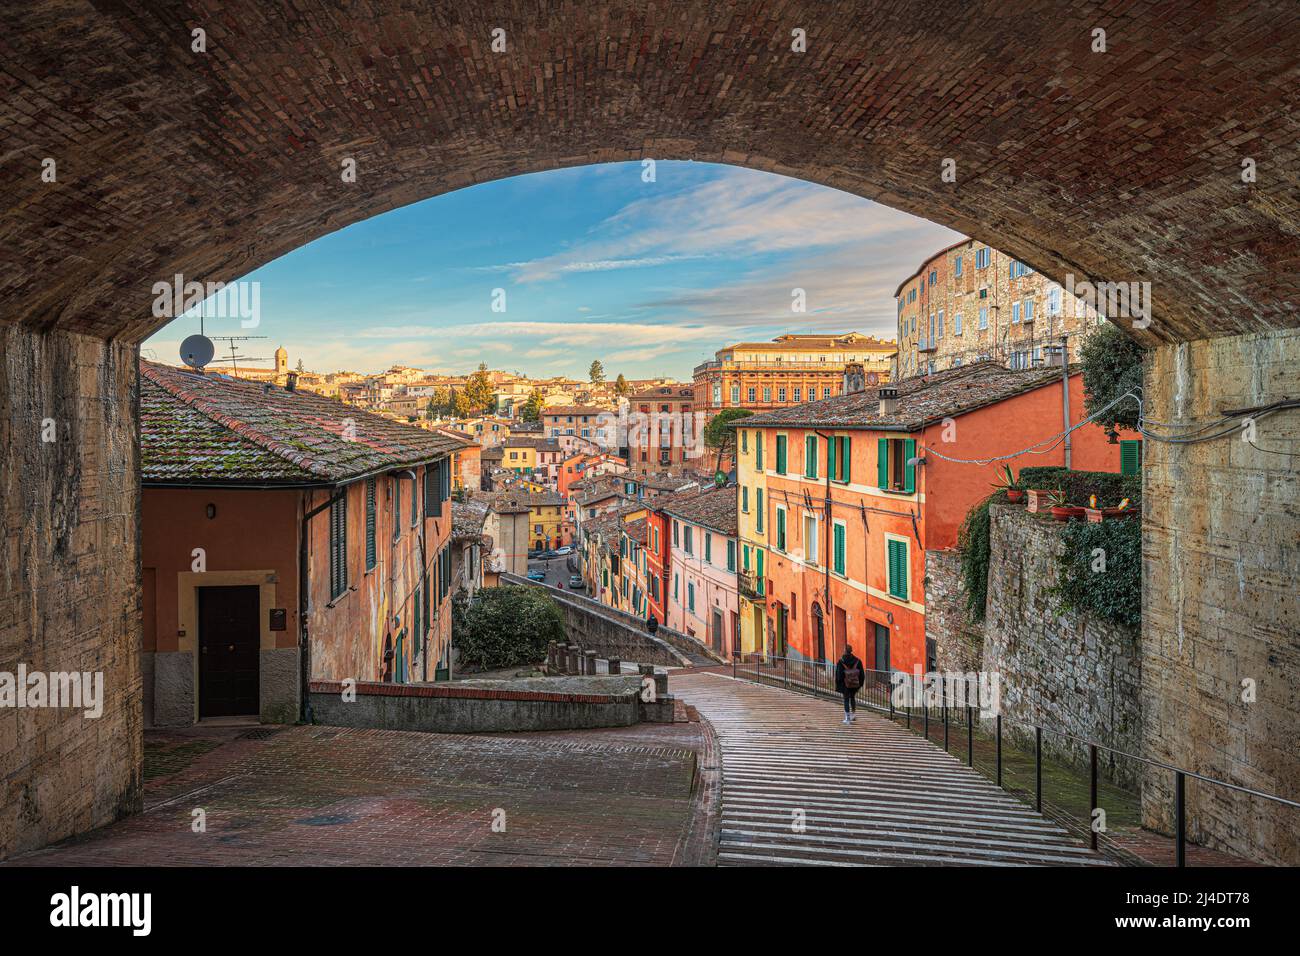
671 673 1113 866
6 720 704 867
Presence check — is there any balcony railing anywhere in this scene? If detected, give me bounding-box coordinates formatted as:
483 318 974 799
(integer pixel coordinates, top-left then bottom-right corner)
738 569 764 600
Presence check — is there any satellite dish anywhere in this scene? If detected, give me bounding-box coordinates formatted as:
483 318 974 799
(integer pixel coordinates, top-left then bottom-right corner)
180 334 215 370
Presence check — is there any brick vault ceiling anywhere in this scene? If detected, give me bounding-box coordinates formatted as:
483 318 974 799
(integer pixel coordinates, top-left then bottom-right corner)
0 0 1296 343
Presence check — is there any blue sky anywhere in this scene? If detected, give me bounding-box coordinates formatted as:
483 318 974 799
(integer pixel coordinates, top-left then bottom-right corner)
145 161 960 379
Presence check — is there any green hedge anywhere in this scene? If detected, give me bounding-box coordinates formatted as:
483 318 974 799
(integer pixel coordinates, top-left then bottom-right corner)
455 584 565 670
1015 466 1140 509
1054 518 1142 629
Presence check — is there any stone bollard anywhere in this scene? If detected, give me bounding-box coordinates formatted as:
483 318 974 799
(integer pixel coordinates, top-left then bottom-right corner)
547 642 557 671
557 644 572 674
568 646 580 674
584 650 598 675
607 656 620 676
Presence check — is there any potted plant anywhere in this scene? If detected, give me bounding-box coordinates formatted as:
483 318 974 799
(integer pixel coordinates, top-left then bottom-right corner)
991 465 1024 503
1048 489 1086 522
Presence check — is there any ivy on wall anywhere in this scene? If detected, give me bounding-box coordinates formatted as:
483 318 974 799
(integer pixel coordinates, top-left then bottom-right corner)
1054 519 1142 629
957 493 996 622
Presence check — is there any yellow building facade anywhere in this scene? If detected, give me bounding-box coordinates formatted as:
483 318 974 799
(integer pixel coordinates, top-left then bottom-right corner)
735 423 769 657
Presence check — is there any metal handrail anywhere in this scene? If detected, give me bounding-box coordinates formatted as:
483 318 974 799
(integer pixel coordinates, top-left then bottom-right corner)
728 653 1298 865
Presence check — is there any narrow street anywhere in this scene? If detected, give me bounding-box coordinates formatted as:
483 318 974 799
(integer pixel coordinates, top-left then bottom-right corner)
672 673 1111 866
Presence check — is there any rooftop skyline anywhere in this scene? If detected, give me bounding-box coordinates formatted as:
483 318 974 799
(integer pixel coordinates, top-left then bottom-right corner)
144 161 959 379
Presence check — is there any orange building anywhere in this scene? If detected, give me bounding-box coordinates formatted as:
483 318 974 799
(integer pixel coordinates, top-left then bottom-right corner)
737 362 1136 673
626 385 699 474
693 332 895 415
139 361 466 727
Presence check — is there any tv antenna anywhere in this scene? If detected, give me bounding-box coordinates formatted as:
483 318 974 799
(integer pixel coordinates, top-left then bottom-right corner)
209 335 269 376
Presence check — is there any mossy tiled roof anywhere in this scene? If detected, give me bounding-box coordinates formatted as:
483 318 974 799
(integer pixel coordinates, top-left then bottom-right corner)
140 360 468 485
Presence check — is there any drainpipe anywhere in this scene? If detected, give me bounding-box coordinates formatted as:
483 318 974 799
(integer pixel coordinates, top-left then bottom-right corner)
1061 334 1072 470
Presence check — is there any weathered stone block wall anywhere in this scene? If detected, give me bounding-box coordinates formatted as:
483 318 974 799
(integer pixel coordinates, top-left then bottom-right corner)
0 326 142 861
1142 330 1300 866
979 505 1143 785
924 549 984 673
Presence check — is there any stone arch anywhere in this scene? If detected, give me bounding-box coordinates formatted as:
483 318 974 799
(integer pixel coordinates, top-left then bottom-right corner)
1 1 1297 342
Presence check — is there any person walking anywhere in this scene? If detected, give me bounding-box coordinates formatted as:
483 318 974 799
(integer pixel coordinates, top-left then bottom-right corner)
835 644 865 724
646 613 659 635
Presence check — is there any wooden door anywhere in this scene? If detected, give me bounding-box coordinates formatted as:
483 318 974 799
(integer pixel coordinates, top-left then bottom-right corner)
198 585 260 718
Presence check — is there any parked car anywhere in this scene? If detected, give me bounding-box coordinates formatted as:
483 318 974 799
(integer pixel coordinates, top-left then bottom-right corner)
526 569 546 582
553 546 572 556
568 574 585 589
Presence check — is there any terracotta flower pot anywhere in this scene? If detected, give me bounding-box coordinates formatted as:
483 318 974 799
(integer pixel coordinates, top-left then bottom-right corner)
1026 489 1054 513
1006 489 1025 503
1051 505 1086 522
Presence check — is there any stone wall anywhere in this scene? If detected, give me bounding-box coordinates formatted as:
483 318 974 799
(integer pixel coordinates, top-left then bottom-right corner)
1142 330 1300 866
502 573 725 666
978 505 1143 786
924 549 983 673
0 327 142 861
308 675 642 733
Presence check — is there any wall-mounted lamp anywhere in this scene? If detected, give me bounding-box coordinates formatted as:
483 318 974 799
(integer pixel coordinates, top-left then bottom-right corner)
205 503 217 519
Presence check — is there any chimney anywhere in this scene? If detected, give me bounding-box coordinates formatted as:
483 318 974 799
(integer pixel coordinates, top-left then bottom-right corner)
285 371 298 392
878 386 899 417
842 362 866 395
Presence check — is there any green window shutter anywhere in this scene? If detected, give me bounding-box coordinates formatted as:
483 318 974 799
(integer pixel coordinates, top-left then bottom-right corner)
756 489 764 532
756 548 765 594
365 478 377 571
705 534 712 563
877 438 889 489
727 540 736 572
841 436 852 483
775 435 787 474
755 431 764 470
776 509 786 550
903 438 917 493
805 435 817 479
742 486 749 512
888 539 908 601
833 524 846 575
1120 440 1142 476
743 545 750 572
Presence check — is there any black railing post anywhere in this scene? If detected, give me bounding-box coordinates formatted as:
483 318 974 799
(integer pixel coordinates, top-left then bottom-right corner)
966 706 973 766
924 695 929 741
1175 771 1186 867
888 678 895 720
996 714 1003 787
1035 726 1042 813
1090 743 1099 851
784 657 789 689
943 697 949 752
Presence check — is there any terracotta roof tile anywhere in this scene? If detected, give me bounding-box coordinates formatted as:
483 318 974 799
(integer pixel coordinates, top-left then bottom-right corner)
140 360 468 484
737 362 1067 432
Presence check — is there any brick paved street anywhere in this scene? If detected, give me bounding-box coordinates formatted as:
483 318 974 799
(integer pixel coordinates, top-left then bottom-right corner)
6 721 704 867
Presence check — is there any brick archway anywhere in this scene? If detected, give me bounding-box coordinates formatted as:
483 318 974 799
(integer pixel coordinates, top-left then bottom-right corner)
1 1 1297 863
2 1 1297 342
